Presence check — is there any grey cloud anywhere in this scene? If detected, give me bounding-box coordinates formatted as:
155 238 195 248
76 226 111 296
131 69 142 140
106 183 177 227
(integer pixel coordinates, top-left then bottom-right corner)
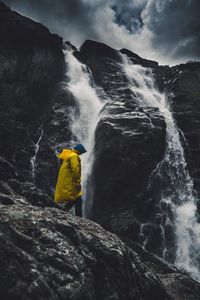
111 0 148 33
143 0 200 59
4 0 100 45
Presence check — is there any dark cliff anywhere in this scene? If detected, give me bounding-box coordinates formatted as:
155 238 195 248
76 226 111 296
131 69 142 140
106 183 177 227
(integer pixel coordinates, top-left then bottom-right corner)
75 39 200 288
76 40 166 236
1 3 200 299
0 2 67 206
167 63 200 193
76 39 200 256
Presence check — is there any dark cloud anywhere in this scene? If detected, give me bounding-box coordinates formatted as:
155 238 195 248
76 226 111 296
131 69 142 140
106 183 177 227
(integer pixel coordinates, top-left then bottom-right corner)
111 0 148 33
5 0 90 23
3 0 200 64
143 0 200 59
3 0 100 45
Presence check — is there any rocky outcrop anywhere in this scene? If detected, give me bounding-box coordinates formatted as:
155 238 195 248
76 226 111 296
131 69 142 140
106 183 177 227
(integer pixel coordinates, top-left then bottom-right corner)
0 204 170 300
120 48 159 69
75 40 200 266
1 204 200 300
76 40 166 244
92 105 165 239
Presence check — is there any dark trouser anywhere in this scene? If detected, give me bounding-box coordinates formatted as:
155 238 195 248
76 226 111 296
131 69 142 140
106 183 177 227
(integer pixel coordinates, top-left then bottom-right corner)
65 196 82 217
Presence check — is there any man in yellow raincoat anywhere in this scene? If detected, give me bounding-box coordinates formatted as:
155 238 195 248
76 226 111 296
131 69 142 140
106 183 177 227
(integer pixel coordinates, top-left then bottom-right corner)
54 144 87 217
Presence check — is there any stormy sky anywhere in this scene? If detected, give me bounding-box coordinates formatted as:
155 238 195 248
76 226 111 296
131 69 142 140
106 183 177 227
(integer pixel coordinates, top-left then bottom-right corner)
3 0 200 65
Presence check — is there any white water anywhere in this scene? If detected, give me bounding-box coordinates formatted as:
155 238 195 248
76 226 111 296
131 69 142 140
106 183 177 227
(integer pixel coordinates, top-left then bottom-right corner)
63 48 104 216
122 55 200 281
30 128 43 184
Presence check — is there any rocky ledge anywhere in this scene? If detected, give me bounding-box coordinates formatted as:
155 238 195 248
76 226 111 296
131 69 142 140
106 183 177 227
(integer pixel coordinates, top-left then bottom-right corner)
1 205 200 300
0 204 169 300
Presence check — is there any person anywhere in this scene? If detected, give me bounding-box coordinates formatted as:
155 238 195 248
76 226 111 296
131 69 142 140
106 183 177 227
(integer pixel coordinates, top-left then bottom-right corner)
54 144 87 217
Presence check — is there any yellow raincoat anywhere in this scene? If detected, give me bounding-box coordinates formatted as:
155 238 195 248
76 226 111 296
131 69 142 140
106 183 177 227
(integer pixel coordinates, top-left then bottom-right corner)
54 149 82 203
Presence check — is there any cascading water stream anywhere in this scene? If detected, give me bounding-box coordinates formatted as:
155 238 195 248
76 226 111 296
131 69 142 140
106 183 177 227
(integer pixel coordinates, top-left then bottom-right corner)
63 48 104 216
121 54 200 281
30 128 43 184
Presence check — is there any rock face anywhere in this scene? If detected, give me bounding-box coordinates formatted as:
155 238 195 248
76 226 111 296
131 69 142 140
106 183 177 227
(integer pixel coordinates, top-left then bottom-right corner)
76 40 166 243
125 239 200 300
0 205 170 300
0 3 72 207
166 63 200 193
76 40 200 259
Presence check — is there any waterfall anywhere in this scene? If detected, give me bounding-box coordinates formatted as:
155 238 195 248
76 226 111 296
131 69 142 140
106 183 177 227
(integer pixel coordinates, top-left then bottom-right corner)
30 128 43 184
63 48 104 216
121 55 200 281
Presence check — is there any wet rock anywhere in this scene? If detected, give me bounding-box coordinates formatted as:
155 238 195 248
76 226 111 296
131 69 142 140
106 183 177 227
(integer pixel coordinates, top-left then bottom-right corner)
0 3 68 202
76 39 200 268
0 193 15 205
0 180 29 205
75 39 129 97
125 239 200 300
78 40 166 242
92 105 165 233
0 205 169 300
120 48 159 69
0 156 15 180
159 273 200 300
165 64 200 194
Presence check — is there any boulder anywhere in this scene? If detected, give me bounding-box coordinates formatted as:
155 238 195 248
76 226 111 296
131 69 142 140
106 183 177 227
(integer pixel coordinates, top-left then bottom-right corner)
0 205 169 300
76 40 166 246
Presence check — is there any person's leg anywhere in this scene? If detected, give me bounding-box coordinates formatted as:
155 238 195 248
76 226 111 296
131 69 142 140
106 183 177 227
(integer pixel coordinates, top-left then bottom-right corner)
75 197 82 217
65 201 74 211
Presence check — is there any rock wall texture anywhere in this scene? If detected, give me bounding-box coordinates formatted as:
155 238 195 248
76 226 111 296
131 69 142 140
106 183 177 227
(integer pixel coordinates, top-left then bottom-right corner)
0 205 170 300
167 63 200 193
76 40 200 257
76 41 166 239
0 3 71 207
1 204 200 300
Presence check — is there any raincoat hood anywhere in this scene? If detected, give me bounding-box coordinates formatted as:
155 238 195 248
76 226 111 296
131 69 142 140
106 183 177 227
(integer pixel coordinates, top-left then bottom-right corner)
58 149 78 160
